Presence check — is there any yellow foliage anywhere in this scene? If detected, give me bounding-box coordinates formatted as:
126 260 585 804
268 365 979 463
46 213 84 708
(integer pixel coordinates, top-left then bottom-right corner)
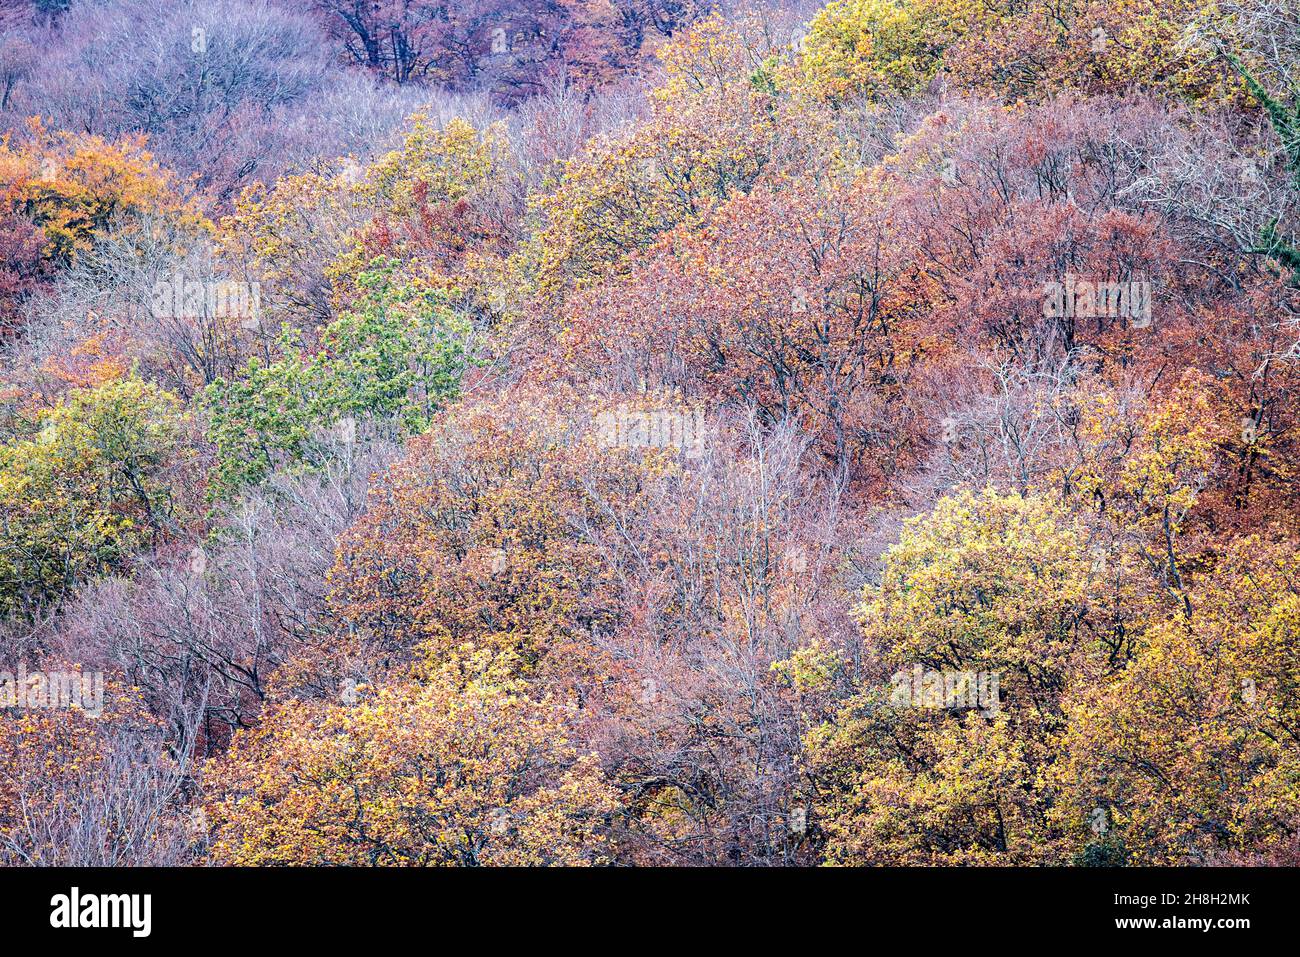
0 120 199 264
205 650 619 866
0 377 188 614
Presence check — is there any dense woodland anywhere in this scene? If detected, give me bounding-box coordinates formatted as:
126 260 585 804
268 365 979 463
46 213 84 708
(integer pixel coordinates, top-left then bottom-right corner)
0 0 1298 866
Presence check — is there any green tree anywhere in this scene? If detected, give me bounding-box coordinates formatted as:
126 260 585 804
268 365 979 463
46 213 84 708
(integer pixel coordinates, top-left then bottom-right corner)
203 258 472 497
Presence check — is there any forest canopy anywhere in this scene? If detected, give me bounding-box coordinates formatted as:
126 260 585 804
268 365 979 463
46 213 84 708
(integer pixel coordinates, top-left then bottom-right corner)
0 0 1298 868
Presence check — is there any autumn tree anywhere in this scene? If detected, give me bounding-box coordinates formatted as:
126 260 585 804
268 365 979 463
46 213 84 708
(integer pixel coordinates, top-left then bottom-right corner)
324 385 637 676
328 387 858 864
516 14 784 305
205 648 619 865
0 202 46 330
798 0 953 102
0 121 192 266
220 114 509 334
0 676 196 866
0 376 191 615
803 489 1128 864
560 173 938 494
797 0 1242 104
1056 537 1300 863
